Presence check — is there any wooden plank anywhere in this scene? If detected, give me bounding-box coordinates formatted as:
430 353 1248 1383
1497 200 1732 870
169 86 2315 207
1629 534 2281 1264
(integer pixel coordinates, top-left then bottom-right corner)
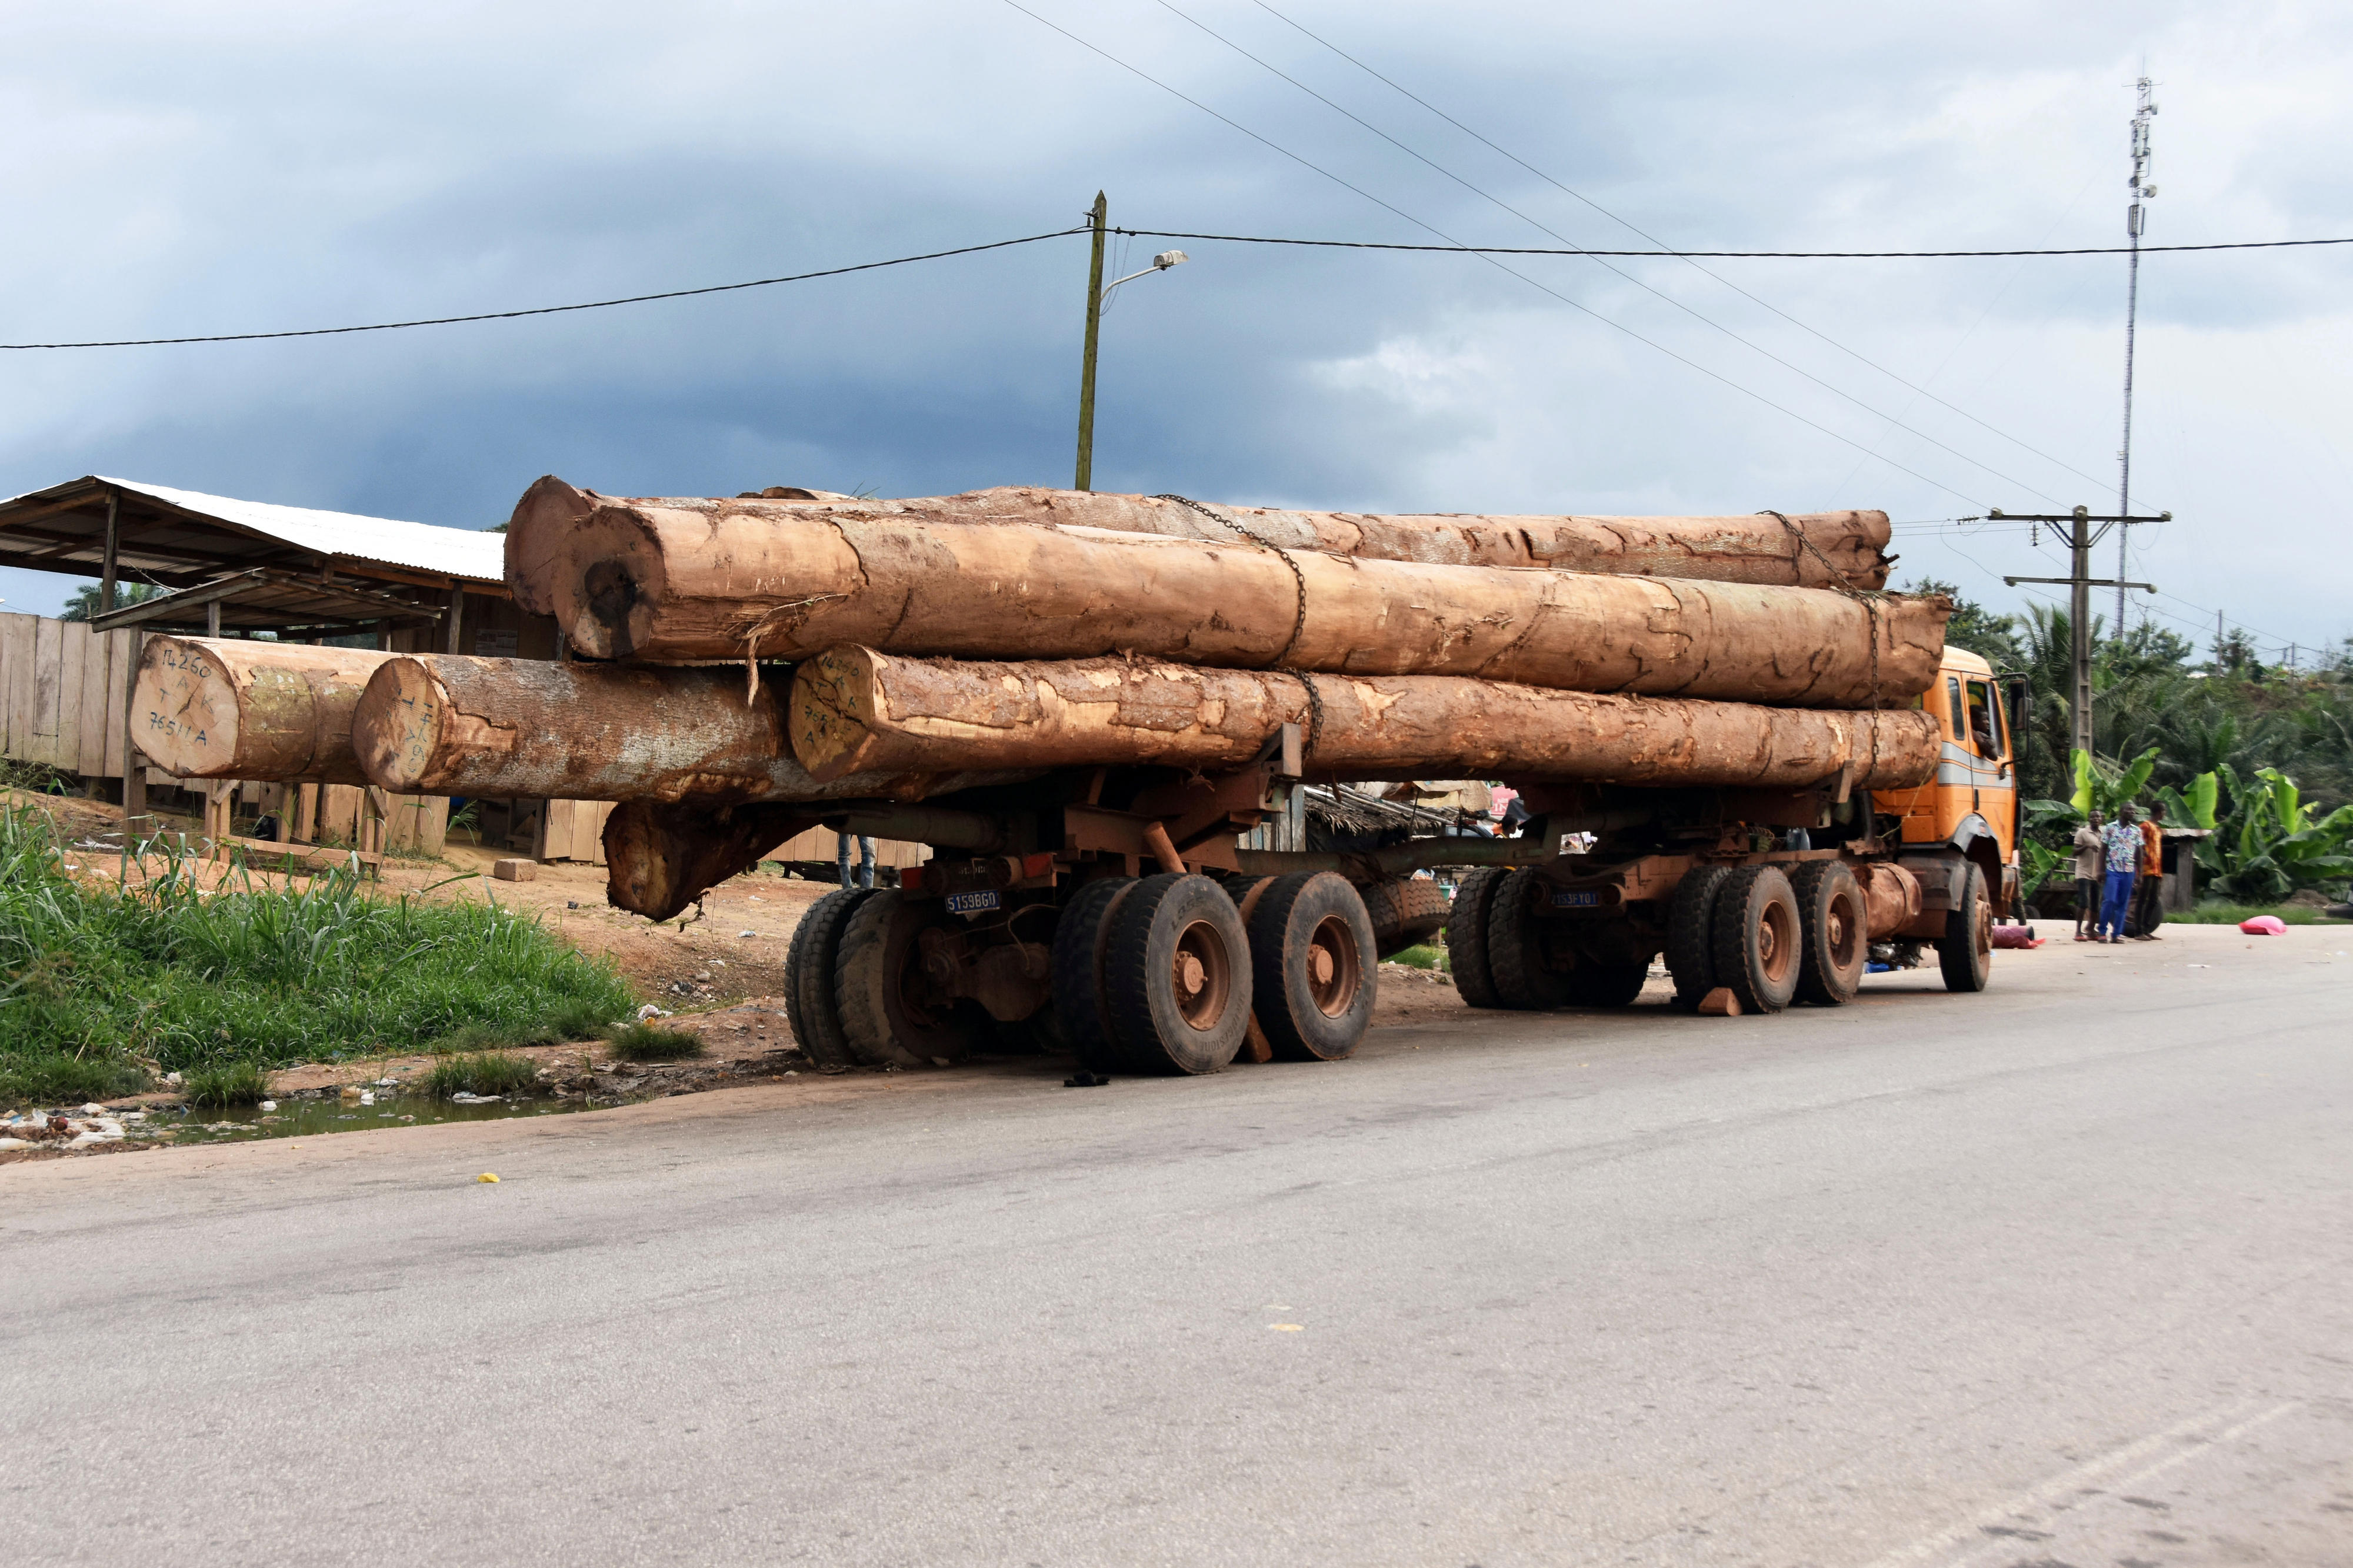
0 613 36 762
29 617 63 766
76 620 110 776
211 833 382 869
318 783 361 843
574 799 614 863
541 799 578 860
102 630 130 778
52 620 87 772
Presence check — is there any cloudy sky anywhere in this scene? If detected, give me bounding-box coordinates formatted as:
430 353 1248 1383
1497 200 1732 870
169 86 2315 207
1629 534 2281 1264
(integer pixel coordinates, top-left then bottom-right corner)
5 1 2347 656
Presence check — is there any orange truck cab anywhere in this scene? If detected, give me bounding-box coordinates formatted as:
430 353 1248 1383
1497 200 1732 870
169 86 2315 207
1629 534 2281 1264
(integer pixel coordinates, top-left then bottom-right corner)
1874 647 2022 916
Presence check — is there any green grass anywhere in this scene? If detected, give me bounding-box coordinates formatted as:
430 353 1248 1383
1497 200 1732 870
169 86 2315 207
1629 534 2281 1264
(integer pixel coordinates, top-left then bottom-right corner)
0 803 636 1107
604 1021 705 1062
426 1052 542 1099
185 1061 269 1106
2167 902 2335 926
1386 943 1450 971
0 1052 145 1108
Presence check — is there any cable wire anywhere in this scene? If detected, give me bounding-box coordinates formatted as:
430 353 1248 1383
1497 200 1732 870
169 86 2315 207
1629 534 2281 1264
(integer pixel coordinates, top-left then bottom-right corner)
1106 225 2353 259
0 227 1088 350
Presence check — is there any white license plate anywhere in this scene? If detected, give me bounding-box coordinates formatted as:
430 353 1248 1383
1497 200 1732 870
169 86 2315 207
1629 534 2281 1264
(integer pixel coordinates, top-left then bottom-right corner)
945 889 1002 914
1551 889 1602 908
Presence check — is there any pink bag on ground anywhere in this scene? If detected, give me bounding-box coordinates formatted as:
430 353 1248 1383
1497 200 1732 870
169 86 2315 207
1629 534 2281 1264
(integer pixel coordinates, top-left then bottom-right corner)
2239 915 2288 936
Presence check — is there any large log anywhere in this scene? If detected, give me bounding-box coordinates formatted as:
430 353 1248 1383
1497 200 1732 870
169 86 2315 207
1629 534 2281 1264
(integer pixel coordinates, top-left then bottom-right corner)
131 636 391 784
603 798 821 921
509 479 1889 602
508 482 1944 708
351 653 1036 803
789 646 1941 791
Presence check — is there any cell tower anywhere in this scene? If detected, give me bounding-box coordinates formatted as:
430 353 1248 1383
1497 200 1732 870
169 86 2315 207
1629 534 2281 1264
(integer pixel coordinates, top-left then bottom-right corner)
2116 76 2158 638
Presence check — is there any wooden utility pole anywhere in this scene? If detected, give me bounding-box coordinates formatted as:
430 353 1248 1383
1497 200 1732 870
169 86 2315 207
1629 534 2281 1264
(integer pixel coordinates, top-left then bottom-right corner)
98 492 121 615
1999 504 2168 759
1074 191 1108 491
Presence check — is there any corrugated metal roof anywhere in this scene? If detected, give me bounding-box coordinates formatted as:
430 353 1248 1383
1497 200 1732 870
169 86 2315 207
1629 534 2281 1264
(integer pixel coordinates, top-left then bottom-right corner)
86 476 505 585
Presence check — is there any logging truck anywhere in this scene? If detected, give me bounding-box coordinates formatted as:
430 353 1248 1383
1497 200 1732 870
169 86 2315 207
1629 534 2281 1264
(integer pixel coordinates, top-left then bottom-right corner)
778 646 2018 1075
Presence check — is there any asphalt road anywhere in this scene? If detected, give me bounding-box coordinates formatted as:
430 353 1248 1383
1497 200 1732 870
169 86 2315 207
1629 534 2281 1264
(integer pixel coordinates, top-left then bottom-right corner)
7 922 2351 1566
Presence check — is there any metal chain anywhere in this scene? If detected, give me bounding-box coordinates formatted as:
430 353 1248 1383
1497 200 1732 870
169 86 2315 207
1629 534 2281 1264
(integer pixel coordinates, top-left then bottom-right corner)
1155 493 1322 757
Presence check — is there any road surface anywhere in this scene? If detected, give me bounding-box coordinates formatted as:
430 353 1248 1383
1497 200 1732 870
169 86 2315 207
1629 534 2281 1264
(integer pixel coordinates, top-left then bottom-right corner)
6 922 2350 1565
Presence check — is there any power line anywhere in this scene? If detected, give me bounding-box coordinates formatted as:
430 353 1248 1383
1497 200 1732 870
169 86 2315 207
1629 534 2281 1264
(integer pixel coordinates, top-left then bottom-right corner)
1141 1 2067 505
0 228 1087 350
1111 225 2353 259
996 2 1999 508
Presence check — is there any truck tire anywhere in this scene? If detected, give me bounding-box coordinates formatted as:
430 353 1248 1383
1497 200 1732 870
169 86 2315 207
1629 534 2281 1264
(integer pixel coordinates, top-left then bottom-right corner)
1247 872 1375 1060
1488 868 1577 1010
1445 868 1510 1009
834 889 986 1067
1791 861 1867 1006
1051 876 1137 1072
1361 877 1450 959
1666 865 1734 1009
1709 865 1802 1014
1567 962 1650 1008
785 887 877 1069
1938 862 1994 993
1105 873 1251 1075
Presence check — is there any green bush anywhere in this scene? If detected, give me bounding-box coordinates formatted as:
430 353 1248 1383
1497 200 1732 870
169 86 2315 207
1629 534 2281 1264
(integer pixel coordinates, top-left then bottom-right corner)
1386 944 1449 972
604 1021 705 1062
186 1061 269 1106
0 805 636 1098
426 1052 542 1099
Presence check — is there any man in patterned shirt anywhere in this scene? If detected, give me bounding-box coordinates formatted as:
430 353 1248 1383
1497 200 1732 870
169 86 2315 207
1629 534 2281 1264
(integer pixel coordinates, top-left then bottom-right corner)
2095 805 2142 943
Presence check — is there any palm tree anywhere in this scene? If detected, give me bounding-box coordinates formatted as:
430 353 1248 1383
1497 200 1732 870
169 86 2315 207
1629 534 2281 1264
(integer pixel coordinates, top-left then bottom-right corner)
56 582 163 622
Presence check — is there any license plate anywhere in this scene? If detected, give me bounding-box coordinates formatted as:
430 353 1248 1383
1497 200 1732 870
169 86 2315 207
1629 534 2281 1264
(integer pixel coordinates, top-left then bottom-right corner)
1551 889 1602 908
945 889 1002 914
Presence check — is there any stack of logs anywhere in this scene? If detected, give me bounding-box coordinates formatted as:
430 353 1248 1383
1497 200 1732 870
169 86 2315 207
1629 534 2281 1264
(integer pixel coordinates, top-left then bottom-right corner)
132 479 1950 918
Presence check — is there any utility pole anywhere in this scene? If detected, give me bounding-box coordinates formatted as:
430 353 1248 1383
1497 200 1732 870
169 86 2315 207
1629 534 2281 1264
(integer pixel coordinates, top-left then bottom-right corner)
1999 505 2168 760
2116 76 2159 636
1074 192 1108 491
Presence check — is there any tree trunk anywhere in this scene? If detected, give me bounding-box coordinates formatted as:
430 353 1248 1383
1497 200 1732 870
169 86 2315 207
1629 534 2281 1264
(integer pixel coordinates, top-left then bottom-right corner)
131 636 391 784
508 482 1945 708
603 798 820 921
351 653 1038 803
508 478 1888 610
790 646 1941 791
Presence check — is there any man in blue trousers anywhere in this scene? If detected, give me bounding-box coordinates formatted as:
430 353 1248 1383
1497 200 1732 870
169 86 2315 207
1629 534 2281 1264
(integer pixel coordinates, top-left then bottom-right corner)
2096 805 2141 943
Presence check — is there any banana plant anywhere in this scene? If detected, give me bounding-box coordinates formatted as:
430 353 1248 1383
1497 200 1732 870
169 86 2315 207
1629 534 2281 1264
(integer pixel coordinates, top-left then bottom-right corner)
2197 765 2353 902
2067 746 2159 816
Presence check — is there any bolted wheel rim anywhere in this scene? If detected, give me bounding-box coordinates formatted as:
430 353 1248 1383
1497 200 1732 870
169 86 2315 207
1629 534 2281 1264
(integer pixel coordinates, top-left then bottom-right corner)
1171 919 1234 1031
1972 899 1993 962
1307 913 1364 1017
1825 889 1863 972
1758 899 1798 987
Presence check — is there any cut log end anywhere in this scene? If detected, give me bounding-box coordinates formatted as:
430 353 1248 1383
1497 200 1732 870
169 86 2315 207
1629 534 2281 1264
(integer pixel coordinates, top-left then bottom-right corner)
351 658 451 793
789 645 888 782
603 798 819 920
131 635 386 784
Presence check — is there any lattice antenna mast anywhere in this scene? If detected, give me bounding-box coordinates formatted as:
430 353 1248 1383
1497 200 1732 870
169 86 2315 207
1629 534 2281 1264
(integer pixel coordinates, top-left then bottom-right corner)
2117 75 2159 638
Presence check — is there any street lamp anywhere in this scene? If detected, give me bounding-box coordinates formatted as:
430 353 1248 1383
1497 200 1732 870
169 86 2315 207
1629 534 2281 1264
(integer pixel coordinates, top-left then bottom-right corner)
1073 191 1188 491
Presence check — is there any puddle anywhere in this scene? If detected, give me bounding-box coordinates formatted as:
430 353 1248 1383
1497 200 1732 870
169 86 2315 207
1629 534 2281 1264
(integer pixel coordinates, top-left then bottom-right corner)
133 1092 614 1145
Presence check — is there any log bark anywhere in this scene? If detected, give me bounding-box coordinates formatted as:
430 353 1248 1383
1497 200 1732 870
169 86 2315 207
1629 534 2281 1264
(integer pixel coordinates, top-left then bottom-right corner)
508 478 1888 610
604 799 820 921
131 636 391 784
790 646 1941 791
508 481 1945 708
351 653 1036 804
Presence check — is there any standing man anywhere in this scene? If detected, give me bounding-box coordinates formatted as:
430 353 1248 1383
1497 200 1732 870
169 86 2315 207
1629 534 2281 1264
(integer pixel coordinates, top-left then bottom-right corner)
2096 805 2142 943
2128 805 2166 939
2072 808 2107 942
836 830 875 889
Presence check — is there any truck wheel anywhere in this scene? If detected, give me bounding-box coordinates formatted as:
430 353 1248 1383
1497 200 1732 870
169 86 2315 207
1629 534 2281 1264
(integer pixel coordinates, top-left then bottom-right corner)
1567 962 1650 1007
834 889 986 1068
1247 872 1375 1060
1709 865 1802 1013
1488 868 1577 1010
1050 876 1137 1072
1361 877 1450 959
1445 868 1511 1009
785 887 878 1069
1105 873 1251 1074
1666 865 1733 1009
1938 862 1994 993
1791 862 1867 1006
